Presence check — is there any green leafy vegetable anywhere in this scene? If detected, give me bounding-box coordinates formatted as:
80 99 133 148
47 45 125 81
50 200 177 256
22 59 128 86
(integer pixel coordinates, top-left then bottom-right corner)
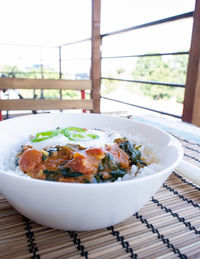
84 179 91 184
43 170 59 181
103 153 119 171
98 161 105 171
94 168 126 183
138 160 147 166
94 172 107 183
43 170 59 176
109 169 126 182
15 157 19 166
46 177 57 182
42 153 48 161
118 139 141 165
46 147 59 156
60 168 84 177
43 169 84 181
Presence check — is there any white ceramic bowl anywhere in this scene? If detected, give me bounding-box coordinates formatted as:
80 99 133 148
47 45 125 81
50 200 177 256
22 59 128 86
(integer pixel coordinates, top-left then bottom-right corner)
0 113 183 231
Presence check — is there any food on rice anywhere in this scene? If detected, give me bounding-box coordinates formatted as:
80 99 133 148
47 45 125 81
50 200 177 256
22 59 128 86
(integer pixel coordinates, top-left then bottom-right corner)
15 127 161 183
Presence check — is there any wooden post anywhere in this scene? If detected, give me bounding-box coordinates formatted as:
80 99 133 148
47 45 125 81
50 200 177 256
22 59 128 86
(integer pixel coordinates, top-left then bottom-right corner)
59 46 63 100
91 0 101 113
59 46 62 80
81 90 86 113
192 62 200 125
182 0 200 126
0 90 2 121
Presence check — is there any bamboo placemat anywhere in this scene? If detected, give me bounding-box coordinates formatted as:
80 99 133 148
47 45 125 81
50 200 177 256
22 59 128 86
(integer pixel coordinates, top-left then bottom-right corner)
0 133 200 259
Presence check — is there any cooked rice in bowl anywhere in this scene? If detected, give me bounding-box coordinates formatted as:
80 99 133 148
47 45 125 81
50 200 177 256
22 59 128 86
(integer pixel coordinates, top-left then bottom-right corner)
0 113 183 231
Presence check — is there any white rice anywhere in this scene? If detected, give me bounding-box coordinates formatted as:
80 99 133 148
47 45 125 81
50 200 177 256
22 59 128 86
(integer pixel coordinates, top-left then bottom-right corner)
1 129 163 181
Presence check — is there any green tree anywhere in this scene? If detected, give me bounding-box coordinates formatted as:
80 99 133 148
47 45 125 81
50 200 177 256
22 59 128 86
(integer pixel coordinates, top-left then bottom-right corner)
0 65 27 78
101 67 126 95
130 55 188 102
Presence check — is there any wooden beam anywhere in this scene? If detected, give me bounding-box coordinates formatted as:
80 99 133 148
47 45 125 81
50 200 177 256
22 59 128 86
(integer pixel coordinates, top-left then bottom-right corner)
192 61 200 126
91 0 101 113
0 99 93 111
0 78 91 90
182 0 200 125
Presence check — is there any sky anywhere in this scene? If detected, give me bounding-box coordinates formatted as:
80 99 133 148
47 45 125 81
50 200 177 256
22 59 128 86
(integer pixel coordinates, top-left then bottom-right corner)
0 0 91 46
0 0 196 75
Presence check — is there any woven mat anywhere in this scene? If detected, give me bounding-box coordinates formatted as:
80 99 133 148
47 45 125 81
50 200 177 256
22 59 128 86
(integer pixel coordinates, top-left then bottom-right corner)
0 133 200 259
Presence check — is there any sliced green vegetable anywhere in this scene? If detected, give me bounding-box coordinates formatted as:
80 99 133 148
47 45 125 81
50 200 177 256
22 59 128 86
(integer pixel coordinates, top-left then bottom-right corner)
61 128 70 138
86 133 99 139
69 133 85 140
62 127 99 141
65 127 86 132
31 129 59 142
62 127 85 140
31 126 99 142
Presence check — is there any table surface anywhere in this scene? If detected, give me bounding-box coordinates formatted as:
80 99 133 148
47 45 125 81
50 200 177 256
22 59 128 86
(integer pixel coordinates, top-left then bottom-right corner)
0 115 200 259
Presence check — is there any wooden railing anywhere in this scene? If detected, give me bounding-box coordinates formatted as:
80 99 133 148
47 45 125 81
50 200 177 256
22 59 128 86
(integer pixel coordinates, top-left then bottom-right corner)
0 78 93 119
0 0 199 125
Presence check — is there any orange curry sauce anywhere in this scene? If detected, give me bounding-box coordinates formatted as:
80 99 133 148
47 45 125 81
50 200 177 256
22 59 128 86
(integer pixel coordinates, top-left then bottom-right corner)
17 143 130 183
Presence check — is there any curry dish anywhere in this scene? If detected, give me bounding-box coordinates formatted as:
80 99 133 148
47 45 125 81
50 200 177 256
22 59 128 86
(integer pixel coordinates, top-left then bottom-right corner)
16 127 146 183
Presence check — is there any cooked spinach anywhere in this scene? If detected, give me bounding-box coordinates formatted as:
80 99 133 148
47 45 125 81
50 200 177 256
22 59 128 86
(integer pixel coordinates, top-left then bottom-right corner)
43 170 59 176
109 169 126 182
94 174 100 183
43 169 83 180
98 161 105 171
119 139 141 165
84 179 91 184
15 157 19 166
42 153 48 161
46 177 57 182
102 153 119 171
94 168 126 183
46 147 59 156
43 170 59 181
94 172 107 183
60 168 84 177
138 160 147 167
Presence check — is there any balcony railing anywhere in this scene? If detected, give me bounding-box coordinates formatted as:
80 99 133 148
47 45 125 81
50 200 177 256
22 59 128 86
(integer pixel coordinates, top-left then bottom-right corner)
0 0 200 125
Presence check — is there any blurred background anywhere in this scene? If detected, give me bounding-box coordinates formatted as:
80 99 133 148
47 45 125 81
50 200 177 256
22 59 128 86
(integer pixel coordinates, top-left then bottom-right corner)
0 0 196 119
